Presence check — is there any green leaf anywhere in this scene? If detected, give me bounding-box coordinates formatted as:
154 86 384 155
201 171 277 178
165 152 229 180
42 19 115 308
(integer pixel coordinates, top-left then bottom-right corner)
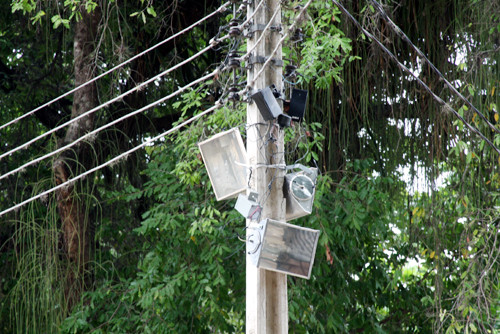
147 6 157 17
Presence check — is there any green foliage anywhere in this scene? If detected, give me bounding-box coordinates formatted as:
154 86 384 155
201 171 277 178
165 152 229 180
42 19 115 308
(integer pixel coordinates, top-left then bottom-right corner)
284 121 325 164
12 0 100 29
62 132 247 333
287 1 355 88
287 160 430 333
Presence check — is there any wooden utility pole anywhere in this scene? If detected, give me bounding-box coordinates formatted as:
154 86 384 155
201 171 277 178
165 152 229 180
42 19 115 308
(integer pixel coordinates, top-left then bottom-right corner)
246 0 287 333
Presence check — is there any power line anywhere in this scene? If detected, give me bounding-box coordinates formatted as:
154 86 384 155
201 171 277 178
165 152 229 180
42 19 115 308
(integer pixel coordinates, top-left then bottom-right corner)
0 42 275 217
0 69 219 182
0 2 230 132
248 0 314 89
240 0 266 28
0 35 228 163
243 3 282 60
369 0 500 136
0 0 296 215
1 0 263 162
0 0 273 181
0 101 223 218
331 0 500 156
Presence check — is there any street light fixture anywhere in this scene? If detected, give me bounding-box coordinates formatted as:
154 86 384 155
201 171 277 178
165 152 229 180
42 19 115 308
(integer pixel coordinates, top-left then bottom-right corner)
198 128 248 201
284 165 318 220
247 218 320 279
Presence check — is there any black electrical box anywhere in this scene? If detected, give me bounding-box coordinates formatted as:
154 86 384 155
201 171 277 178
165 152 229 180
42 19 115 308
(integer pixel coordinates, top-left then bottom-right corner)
251 86 282 121
288 89 308 121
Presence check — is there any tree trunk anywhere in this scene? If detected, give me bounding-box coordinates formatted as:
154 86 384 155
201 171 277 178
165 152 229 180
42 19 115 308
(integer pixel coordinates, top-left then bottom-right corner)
53 4 100 312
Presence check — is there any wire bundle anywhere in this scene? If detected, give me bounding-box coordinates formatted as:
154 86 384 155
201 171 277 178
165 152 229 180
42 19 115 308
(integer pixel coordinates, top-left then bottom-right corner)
0 0 309 217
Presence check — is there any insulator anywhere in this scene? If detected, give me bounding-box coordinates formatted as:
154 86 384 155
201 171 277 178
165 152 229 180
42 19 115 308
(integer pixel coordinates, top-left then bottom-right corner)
227 51 240 70
229 19 241 37
228 58 240 69
228 86 240 102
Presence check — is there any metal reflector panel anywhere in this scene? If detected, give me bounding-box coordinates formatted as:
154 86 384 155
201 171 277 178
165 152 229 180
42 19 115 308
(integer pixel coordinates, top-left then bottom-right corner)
248 219 320 279
198 128 248 201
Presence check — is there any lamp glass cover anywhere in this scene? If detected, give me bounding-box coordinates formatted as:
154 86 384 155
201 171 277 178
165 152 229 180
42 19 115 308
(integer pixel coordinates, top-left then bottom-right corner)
198 128 248 200
251 219 320 279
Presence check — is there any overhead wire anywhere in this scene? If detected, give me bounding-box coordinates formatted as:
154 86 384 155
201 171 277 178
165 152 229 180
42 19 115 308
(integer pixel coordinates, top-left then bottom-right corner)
0 0 303 216
369 0 500 136
216 0 269 73
242 3 282 60
0 100 224 218
239 0 267 29
0 1 230 132
0 35 229 163
0 68 221 182
330 0 500 156
248 0 314 89
0 0 271 179
0 14 280 215
0 52 275 217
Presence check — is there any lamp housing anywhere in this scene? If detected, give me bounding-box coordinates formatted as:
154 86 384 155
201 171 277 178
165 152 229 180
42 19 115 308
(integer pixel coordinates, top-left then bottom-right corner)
247 219 320 279
198 128 248 201
284 166 318 220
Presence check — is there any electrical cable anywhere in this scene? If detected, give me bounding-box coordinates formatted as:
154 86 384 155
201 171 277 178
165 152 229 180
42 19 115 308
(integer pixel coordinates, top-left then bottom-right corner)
0 2 230 132
242 4 282 60
330 0 500 155
369 0 500 136
239 0 266 29
220 0 270 68
219 0 291 100
248 0 314 89
0 69 219 181
0 100 223 218
0 1 283 215
0 28 278 215
0 35 228 163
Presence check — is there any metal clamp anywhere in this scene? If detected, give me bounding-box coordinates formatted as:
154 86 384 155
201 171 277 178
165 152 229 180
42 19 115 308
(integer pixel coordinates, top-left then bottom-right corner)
247 55 283 67
244 24 282 38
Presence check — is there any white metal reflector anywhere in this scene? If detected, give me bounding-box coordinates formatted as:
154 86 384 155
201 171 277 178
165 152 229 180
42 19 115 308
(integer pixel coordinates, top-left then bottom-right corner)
248 219 320 279
198 128 248 201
